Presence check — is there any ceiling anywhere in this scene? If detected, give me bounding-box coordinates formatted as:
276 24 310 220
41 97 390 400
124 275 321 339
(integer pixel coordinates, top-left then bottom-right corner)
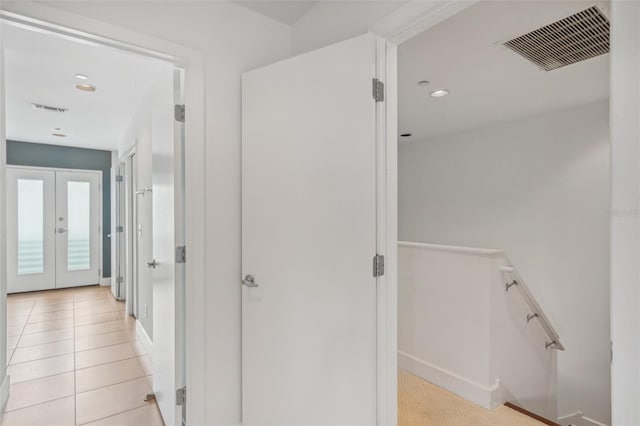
398 1 610 142
233 1 319 25
3 23 169 151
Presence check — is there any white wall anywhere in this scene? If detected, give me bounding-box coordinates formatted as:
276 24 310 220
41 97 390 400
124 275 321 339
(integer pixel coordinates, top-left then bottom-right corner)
398 101 610 424
0 2 291 424
610 2 640 425
398 243 557 419
118 68 173 340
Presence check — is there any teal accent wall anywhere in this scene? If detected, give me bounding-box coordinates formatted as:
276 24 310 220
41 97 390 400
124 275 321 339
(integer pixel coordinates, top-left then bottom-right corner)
7 140 112 277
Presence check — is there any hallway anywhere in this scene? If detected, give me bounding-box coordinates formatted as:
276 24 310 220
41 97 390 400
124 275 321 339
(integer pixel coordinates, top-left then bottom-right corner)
2 286 163 425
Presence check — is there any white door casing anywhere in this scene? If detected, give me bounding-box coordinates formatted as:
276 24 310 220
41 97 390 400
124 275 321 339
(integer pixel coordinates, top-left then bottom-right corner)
241 33 385 425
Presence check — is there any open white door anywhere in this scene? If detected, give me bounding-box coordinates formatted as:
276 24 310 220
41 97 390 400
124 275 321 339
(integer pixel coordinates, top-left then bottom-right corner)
151 67 185 426
242 33 386 425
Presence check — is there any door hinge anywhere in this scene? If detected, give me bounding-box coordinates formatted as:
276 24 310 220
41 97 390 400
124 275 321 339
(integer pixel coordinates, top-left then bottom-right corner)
175 104 185 122
373 254 385 277
116 276 124 284
176 386 186 406
372 78 384 102
176 246 186 264
116 225 124 233
116 175 124 183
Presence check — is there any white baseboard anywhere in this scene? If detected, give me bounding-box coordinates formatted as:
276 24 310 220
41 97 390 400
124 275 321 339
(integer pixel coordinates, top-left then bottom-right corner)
558 411 609 426
99 277 111 287
135 320 153 359
398 351 502 409
0 374 10 412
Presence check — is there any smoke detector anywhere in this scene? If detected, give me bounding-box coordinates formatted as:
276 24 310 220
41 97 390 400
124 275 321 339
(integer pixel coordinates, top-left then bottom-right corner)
502 6 609 72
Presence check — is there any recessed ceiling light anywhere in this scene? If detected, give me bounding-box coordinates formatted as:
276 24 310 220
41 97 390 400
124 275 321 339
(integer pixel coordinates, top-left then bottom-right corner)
417 80 430 86
400 133 412 137
52 133 67 137
75 83 96 92
430 89 450 98
75 74 89 80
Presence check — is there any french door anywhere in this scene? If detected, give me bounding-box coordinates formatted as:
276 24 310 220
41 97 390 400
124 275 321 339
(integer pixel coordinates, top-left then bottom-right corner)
7 167 101 293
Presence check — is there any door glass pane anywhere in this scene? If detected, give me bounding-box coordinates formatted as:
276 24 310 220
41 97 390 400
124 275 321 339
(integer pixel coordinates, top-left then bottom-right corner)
67 181 91 271
17 179 44 275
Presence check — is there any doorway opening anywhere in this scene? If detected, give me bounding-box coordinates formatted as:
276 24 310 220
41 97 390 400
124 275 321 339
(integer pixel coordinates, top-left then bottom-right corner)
396 1 610 425
2 15 185 426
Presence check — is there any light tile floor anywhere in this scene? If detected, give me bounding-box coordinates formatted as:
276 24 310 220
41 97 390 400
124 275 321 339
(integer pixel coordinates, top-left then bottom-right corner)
2 286 164 426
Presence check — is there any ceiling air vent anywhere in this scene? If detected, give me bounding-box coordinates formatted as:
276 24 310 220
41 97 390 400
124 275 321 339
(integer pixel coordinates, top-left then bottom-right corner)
32 103 68 113
502 6 609 72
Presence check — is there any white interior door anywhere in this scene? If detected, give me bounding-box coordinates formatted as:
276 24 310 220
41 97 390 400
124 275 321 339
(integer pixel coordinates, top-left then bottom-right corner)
151 66 184 426
55 170 101 288
6 167 56 293
242 33 382 425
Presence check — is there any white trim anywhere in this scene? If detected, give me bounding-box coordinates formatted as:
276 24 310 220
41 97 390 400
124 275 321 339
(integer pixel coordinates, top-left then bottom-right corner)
0 375 10 412
558 411 610 426
100 277 111 287
136 319 154 359
398 241 504 256
399 351 502 410
369 0 479 45
0 5 206 424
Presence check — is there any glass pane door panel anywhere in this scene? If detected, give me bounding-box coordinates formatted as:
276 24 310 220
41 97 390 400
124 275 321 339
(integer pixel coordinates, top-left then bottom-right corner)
67 181 91 271
17 179 44 275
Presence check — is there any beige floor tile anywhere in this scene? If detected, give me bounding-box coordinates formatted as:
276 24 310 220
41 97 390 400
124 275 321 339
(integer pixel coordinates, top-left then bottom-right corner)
18 328 74 347
74 293 111 303
7 326 24 337
76 343 136 369
4 372 74 412
0 396 75 426
28 309 74 324
75 304 121 317
76 378 153 425
8 353 75 383
22 318 74 335
7 335 19 349
6 300 35 310
30 302 74 314
75 311 123 327
75 331 130 352
76 358 145 393
75 320 128 337
74 299 119 311
10 339 74 364
82 404 164 426
137 355 153 376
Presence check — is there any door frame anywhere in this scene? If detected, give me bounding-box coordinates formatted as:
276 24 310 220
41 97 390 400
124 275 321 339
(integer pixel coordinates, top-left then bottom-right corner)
0 7 206 425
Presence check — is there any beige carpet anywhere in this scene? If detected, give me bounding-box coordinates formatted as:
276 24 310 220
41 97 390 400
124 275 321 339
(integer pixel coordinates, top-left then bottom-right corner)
399 370 545 426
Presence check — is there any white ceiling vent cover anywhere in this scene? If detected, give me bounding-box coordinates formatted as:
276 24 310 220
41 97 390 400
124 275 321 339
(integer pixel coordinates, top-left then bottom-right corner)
502 6 609 72
32 103 68 113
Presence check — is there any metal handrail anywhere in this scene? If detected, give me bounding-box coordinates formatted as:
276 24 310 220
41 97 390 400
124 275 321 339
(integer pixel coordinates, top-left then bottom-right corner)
499 265 565 351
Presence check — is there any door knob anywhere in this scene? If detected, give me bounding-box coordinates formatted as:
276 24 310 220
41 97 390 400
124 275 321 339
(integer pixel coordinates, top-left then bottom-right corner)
57 227 68 234
242 274 258 288
147 259 158 269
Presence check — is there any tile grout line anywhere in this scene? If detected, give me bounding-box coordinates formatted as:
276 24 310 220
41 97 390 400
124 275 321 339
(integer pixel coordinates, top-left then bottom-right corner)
7 298 37 370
